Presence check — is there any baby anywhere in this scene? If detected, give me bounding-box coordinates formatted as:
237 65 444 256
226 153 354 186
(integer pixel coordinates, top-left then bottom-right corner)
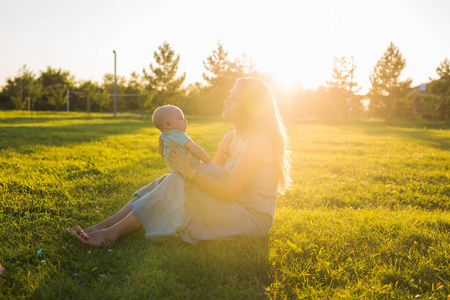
152 105 211 173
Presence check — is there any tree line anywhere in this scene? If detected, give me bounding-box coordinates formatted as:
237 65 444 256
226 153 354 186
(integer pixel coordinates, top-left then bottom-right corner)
1 41 448 120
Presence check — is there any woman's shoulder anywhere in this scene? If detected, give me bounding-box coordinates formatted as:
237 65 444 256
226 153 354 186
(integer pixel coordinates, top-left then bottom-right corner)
224 130 235 140
220 130 236 146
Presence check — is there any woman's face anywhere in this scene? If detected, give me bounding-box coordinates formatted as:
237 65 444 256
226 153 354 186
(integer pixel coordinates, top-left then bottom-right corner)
222 83 242 121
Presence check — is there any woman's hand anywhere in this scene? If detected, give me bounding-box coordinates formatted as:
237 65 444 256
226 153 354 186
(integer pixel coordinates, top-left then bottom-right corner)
165 141 193 175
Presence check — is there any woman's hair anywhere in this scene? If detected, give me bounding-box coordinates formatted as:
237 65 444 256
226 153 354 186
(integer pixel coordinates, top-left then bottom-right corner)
236 77 291 192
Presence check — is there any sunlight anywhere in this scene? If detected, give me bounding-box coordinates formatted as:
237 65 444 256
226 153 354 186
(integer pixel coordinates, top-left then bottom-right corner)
255 46 331 91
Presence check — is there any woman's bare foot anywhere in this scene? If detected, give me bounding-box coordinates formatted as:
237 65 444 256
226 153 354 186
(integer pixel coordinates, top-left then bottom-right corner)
75 226 110 247
66 224 107 235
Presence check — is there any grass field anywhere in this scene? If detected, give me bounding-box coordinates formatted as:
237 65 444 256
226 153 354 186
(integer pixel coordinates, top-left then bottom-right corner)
0 111 449 299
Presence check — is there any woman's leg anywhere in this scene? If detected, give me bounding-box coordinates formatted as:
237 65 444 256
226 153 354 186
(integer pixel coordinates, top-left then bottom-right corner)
84 200 133 232
76 211 142 246
66 200 133 235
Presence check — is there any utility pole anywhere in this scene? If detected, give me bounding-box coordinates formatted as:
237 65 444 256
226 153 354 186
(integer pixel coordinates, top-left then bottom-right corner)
113 50 117 117
348 56 354 120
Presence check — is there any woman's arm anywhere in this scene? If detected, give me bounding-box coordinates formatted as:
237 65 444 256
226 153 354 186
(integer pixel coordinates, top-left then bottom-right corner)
166 135 269 202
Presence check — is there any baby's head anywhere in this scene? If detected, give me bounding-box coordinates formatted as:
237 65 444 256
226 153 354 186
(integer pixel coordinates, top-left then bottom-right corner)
152 105 187 133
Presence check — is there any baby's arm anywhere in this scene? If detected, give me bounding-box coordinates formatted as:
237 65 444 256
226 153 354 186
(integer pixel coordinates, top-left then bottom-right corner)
159 137 164 157
184 140 211 163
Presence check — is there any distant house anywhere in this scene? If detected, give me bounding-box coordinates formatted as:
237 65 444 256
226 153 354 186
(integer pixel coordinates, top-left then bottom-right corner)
411 83 429 95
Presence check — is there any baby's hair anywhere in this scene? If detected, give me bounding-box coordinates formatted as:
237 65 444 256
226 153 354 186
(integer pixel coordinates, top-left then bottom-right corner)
152 105 181 131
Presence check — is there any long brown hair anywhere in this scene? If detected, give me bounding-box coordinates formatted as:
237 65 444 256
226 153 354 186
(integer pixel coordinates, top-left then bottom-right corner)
236 77 291 192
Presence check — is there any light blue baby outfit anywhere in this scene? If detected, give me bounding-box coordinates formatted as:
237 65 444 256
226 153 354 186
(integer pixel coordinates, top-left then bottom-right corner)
160 130 200 172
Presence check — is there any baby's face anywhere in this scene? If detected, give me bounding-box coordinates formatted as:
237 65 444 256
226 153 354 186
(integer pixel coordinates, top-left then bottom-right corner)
167 108 187 132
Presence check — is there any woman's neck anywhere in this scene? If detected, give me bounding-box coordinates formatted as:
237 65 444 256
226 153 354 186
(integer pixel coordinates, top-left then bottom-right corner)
231 121 243 140
233 120 263 140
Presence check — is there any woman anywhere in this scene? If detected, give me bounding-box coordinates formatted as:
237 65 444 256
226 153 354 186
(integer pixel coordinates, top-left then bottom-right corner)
67 77 290 246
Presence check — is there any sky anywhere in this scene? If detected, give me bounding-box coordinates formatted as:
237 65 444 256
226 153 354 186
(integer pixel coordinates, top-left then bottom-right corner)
1 0 449 94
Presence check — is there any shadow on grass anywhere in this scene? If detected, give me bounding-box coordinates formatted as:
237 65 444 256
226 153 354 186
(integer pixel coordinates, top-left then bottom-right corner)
0 120 154 151
31 236 271 299
354 124 450 151
0 112 153 124
0 114 228 152
288 118 450 130
287 119 450 151
0 116 96 125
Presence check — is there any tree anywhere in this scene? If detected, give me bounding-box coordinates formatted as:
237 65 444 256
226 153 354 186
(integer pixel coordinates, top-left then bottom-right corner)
202 41 231 86
281 85 314 119
420 93 442 121
310 85 334 118
195 41 261 116
102 73 127 111
1 65 40 110
183 82 213 115
10 90 25 110
324 56 362 119
368 42 414 120
47 86 67 111
425 58 450 120
0 91 13 109
229 53 258 79
199 41 233 115
143 41 186 110
78 80 101 114
39 67 73 110
28 79 44 111
127 72 153 117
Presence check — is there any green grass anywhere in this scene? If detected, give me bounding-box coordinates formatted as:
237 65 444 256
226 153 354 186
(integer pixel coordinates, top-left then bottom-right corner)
0 111 449 299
